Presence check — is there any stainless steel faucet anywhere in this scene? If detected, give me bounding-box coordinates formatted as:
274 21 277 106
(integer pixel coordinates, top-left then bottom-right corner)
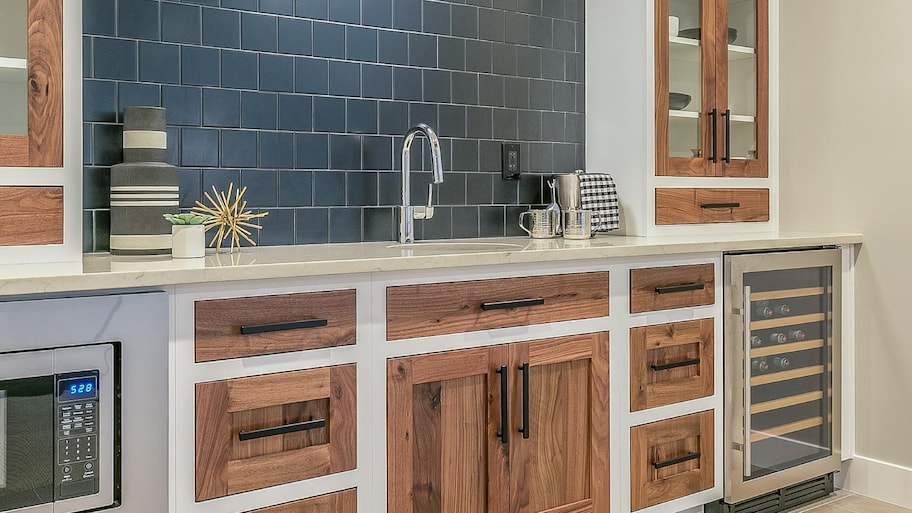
399 123 444 243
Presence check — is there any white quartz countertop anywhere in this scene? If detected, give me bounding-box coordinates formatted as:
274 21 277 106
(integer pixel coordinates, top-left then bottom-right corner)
0 231 862 296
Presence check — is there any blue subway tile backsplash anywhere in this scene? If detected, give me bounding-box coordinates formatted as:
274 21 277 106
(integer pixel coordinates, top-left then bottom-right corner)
83 0 586 251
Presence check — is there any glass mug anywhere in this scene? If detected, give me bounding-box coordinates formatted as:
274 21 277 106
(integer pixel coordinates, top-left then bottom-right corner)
562 209 592 239
519 209 559 238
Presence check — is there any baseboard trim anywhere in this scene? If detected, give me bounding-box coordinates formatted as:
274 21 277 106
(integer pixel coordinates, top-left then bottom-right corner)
841 455 912 508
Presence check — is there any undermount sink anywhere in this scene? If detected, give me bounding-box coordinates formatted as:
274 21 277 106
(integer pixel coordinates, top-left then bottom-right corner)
386 241 525 252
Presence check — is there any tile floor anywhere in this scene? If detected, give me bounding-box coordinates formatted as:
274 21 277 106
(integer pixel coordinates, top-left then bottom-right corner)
791 490 912 513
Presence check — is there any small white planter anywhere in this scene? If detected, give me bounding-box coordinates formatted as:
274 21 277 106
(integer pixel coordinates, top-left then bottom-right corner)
171 225 206 259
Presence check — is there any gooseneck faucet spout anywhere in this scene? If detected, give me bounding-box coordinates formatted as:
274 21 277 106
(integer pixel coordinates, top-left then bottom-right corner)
399 123 444 243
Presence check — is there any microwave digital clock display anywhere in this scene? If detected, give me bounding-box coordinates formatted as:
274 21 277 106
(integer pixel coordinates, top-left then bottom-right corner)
57 374 98 402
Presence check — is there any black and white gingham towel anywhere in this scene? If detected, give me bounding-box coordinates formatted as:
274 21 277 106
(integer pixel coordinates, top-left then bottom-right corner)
579 173 619 232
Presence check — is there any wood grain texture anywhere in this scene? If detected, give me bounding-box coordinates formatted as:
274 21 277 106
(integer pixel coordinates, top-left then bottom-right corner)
630 319 714 411
630 263 715 313
194 289 356 362
26 0 63 167
630 410 714 511
195 381 230 502
0 136 29 166
655 188 770 225
386 272 609 340
245 488 357 513
0 186 63 245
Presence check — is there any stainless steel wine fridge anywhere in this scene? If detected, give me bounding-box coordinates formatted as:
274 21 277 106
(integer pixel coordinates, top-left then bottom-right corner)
722 249 841 506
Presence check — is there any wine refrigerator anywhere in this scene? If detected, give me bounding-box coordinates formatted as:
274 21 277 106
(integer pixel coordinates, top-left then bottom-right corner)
722 249 841 505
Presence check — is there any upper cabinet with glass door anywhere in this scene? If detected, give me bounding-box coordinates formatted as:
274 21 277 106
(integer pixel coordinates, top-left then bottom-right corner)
0 0 63 167
657 0 768 177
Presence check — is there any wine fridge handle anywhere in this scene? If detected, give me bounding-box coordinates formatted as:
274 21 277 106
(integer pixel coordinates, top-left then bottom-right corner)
709 109 718 163
723 109 732 164
743 285 752 477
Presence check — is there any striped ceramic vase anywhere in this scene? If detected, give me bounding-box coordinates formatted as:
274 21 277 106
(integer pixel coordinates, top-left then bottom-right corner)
109 107 178 255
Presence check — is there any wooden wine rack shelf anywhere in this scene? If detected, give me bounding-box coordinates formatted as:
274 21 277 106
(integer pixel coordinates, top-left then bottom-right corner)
751 365 824 386
751 339 825 358
750 287 828 302
751 312 826 331
751 416 823 443
751 390 824 415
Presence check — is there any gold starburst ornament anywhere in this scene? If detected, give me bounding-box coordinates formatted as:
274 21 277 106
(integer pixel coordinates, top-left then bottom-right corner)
190 183 268 252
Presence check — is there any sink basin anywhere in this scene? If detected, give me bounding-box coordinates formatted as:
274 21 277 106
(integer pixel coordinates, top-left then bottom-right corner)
386 242 524 252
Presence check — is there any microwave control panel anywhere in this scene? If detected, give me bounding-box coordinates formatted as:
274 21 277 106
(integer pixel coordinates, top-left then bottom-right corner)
55 370 100 500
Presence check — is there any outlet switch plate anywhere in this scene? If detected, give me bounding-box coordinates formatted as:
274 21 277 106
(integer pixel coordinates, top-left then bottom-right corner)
502 143 521 180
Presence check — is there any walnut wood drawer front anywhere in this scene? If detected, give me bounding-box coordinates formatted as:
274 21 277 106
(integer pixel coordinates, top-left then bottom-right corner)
194 289 356 362
656 188 770 225
245 489 356 513
630 319 714 411
195 365 356 501
630 264 714 313
386 271 610 340
630 410 714 511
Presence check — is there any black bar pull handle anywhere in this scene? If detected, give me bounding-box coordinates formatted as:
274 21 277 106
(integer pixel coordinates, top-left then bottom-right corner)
240 318 328 335
708 109 718 163
701 203 740 209
651 358 701 372
496 365 509 444
722 109 731 163
239 419 326 441
655 283 705 294
653 451 701 469
517 362 530 439
481 298 545 311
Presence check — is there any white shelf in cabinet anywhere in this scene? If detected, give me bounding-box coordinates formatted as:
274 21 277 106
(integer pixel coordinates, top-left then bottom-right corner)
0 57 26 70
669 110 699 119
730 114 755 123
670 36 700 47
728 44 756 60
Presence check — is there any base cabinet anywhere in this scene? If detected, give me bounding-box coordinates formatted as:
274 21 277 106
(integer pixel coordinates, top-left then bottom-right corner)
245 489 357 513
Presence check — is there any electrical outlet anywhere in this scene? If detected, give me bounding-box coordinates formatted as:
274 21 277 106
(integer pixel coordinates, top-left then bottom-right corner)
501 143 521 180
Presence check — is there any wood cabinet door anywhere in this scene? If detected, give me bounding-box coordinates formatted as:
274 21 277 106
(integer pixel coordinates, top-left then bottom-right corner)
510 333 610 513
387 346 510 513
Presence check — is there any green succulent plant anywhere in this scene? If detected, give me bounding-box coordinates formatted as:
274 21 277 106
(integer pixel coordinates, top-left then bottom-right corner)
163 213 212 225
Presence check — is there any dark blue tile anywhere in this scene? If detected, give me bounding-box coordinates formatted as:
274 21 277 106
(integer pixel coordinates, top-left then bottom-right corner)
393 0 421 31
541 49 564 80
553 19 576 51
566 0 584 21
83 124 92 165
494 0 519 10
202 169 242 200
362 136 393 170
278 94 312 131
479 140 502 172
329 0 360 23
363 207 394 241
84 0 116 36
329 61 361 96
505 205 526 236
439 172 465 205
379 101 408 135
363 0 392 28
329 208 362 242
166 127 180 165
93 210 111 252
421 206 451 239
452 72 478 105
465 40 492 73
423 70 451 103
259 208 295 245
505 77 530 108
83 37 92 78
240 169 277 207
378 30 409 65
451 4 478 38
408 103 438 133
119 82 161 118
203 8 240 48
84 81 117 122
92 124 121 166
347 26 378 62
452 206 479 238
542 111 565 142
438 105 465 138
478 8 504 42
162 86 202 125
178 168 202 208
259 0 294 15
451 139 478 171
138 42 179 84
566 112 585 143
162 3 201 44
478 206 503 236
279 170 313 207
278 17 312 55
530 79 553 110
438 37 465 71
313 172 346 205
260 54 294 92
222 0 257 9
518 110 542 141
260 131 294 168
518 173 543 204
409 33 437 67
295 0 327 19
529 15 552 48
118 0 160 40
83 167 110 209
220 129 257 167
313 96 346 133
553 143 576 169
527 142 553 173
378 171 401 206
553 81 575 111
347 99 378 134
330 135 362 170
423 1 450 35
180 128 219 167
479 74 504 107
295 133 329 169
203 88 240 127
393 67 422 101
313 22 345 59
184 0 219 6
505 12 529 45
466 106 492 139
94 38 136 80
518 0 541 14
347 171 378 206
565 52 583 82
181 46 220 86
517 46 541 78
221 50 258 89
295 208 329 244
294 57 328 94
241 91 277 129
493 43 517 76
362 64 392 99
241 12 277 52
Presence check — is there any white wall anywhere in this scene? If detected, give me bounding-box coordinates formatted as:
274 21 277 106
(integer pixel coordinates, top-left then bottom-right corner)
780 0 912 503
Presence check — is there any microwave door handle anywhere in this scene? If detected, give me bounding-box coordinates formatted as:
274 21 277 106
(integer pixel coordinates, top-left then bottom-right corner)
743 285 752 477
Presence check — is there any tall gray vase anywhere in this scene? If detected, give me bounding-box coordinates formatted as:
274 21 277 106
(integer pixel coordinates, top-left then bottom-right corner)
109 107 178 255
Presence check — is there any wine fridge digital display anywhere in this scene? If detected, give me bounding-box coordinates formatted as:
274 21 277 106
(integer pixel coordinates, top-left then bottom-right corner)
723 249 841 504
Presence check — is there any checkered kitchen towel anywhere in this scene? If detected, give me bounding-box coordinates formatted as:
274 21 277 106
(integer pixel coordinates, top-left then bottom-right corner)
578 173 619 232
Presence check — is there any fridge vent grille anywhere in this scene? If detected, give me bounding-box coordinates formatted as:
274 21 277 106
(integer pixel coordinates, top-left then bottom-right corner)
705 474 834 513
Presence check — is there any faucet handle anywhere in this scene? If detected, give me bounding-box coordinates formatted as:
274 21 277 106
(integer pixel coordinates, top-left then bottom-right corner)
413 183 435 220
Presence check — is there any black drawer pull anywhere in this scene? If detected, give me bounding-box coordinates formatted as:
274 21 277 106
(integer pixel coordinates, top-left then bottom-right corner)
240 318 328 335
496 365 509 444
239 419 326 441
518 362 530 440
481 298 545 311
701 202 740 209
651 358 701 372
655 283 704 294
652 451 701 469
